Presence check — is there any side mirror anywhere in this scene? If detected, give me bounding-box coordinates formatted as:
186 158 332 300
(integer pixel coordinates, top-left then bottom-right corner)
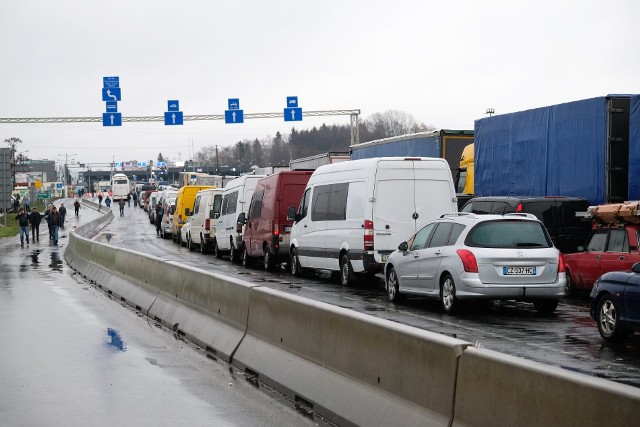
236 212 246 233
213 212 220 219
577 245 584 252
287 206 297 222
632 263 640 274
398 241 408 251
185 208 191 217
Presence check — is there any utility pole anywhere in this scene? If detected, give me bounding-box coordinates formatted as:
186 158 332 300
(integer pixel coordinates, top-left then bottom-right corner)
214 145 219 175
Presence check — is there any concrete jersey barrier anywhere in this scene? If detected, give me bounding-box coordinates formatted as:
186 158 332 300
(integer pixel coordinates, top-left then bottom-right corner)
233 286 470 427
453 347 640 427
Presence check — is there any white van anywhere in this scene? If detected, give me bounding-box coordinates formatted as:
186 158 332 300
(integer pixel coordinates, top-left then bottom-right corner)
214 175 266 262
189 188 224 253
287 157 458 285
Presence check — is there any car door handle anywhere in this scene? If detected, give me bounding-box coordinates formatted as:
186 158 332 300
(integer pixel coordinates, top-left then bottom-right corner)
595 255 601 260
413 254 420 258
619 256 625 261
435 251 442 255
304 224 308 228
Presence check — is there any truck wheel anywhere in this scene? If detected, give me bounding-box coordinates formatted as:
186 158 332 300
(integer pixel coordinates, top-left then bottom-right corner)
242 245 251 268
230 243 239 263
339 254 355 286
200 235 207 254
187 235 194 252
214 242 223 259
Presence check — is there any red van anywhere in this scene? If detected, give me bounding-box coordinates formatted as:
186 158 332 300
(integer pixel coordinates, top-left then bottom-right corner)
240 171 313 270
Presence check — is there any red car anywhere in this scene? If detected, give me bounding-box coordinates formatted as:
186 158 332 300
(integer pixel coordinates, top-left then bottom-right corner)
564 223 640 294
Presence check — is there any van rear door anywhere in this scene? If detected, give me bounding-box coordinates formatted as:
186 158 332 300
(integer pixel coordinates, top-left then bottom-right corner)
373 159 456 256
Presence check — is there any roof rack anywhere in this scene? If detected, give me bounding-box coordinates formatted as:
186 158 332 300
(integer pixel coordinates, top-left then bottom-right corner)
503 213 538 220
581 201 640 225
440 212 478 219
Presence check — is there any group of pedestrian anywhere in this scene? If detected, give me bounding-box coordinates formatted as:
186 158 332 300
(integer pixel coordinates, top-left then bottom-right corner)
15 202 66 246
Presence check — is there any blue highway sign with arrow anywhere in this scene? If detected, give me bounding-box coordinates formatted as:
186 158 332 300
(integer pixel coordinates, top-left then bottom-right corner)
164 111 184 125
102 87 121 101
284 107 302 122
225 110 244 124
102 113 122 127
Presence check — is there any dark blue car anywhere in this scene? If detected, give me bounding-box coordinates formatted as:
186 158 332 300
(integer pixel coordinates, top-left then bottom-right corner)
590 262 640 342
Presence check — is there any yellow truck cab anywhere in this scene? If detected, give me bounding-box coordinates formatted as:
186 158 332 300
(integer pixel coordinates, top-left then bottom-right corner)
458 143 474 195
171 185 216 241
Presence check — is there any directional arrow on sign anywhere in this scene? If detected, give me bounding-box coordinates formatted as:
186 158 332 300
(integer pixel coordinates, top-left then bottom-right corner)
225 109 244 124
284 107 303 122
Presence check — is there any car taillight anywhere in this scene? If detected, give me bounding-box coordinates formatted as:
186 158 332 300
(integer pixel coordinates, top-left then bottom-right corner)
364 220 374 251
516 203 523 213
205 218 210 231
559 254 566 273
457 249 478 273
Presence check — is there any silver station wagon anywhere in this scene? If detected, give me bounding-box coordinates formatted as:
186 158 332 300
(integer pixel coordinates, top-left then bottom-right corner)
384 213 566 314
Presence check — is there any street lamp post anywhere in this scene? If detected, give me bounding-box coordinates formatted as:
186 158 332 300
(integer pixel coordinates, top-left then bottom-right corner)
58 153 76 198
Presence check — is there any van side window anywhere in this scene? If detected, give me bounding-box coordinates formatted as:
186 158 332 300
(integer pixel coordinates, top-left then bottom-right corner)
299 189 310 219
607 229 629 253
194 196 201 214
587 230 607 252
211 194 222 218
249 190 264 220
327 183 348 221
311 185 331 221
220 195 228 216
226 191 239 215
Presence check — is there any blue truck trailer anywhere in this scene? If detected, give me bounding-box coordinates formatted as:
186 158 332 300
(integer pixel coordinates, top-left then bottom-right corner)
349 129 473 171
474 95 640 205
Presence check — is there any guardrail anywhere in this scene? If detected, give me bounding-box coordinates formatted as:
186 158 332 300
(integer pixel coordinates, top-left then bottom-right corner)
64 211 640 427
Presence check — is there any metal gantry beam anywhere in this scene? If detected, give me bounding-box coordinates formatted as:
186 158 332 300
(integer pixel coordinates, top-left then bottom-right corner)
0 109 360 123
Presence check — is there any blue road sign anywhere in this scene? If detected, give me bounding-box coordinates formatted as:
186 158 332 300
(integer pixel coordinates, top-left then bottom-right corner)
102 113 122 127
138 161 147 167
287 96 298 107
56 182 63 189
102 87 121 102
167 100 179 111
284 107 303 122
164 111 184 125
106 101 118 112
156 161 167 167
103 76 120 88
225 110 244 124
115 162 122 168
228 98 240 110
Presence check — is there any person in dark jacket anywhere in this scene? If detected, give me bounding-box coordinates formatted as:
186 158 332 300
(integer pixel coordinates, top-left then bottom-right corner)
15 208 29 245
118 198 126 217
58 204 67 228
28 207 41 242
155 202 164 235
74 199 81 217
44 204 54 239
46 206 62 245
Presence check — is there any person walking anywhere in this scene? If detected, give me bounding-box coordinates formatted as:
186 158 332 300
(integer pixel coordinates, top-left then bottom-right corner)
45 204 53 239
133 192 138 207
118 198 126 217
58 204 67 229
155 202 164 236
28 207 41 242
98 194 103 208
127 192 132 207
105 196 112 209
48 206 62 245
74 199 81 217
15 208 30 246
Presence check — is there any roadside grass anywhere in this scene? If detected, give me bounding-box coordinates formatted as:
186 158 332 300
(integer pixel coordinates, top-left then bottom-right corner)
0 200 53 239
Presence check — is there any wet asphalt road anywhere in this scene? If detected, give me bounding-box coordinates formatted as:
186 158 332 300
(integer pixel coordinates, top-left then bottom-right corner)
97 202 640 389
0 200 321 427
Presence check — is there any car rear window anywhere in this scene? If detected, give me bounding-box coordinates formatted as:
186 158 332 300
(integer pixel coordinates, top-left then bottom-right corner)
465 220 552 248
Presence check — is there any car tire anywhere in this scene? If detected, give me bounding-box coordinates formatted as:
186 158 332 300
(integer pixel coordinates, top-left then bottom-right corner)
440 273 458 314
386 267 400 302
214 242 223 259
200 235 206 254
264 249 274 271
597 294 628 342
533 299 559 314
339 254 355 286
565 271 575 297
291 248 303 277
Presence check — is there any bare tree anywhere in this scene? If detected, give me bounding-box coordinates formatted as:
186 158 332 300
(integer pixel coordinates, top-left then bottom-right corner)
363 110 434 140
5 137 26 186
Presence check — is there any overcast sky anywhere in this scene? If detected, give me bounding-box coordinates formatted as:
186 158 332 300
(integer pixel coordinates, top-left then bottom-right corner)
1 0 639 166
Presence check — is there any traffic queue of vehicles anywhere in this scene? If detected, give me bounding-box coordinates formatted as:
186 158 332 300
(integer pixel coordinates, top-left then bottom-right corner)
135 157 640 342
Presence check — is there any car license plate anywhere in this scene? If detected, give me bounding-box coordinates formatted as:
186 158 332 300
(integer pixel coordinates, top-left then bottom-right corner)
284 226 291 233
503 266 536 275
